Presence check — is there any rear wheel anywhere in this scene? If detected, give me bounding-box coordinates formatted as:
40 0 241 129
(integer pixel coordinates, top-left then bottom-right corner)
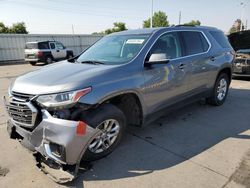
29 62 36 66
82 104 126 161
207 73 229 106
45 56 53 64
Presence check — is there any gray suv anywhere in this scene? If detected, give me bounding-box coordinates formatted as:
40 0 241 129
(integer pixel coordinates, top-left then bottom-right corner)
4 26 234 182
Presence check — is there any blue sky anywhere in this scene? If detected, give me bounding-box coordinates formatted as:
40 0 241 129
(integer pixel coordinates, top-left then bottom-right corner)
0 0 249 34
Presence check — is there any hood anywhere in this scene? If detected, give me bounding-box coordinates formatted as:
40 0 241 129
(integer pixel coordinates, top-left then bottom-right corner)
228 30 250 51
12 61 114 95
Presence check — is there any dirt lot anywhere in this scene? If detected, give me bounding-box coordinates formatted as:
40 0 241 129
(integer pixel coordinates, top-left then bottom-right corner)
0 63 250 188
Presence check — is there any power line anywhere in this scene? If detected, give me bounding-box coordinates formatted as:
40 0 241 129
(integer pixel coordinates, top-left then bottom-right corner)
6 0 149 21
46 0 147 13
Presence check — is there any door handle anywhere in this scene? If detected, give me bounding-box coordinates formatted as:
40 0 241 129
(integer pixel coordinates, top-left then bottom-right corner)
210 56 216 61
178 63 186 69
56 50 60 52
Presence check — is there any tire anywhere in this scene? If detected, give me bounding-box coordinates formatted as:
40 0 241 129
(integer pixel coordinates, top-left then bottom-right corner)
67 54 73 59
29 62 36 66
45 56 53 64
207 73 229 106
82 104 126 162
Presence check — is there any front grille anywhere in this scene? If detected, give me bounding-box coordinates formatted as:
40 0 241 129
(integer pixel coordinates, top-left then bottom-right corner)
12 91 35 101
247 59 250 65
234 58 246 64
5 92 37 127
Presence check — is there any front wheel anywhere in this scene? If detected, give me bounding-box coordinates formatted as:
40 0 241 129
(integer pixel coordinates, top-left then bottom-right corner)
67 54 73 59
45 56 53 64
82 104 126 161
207 73 229 106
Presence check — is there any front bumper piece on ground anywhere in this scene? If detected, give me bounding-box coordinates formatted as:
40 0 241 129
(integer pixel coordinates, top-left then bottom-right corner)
5 98 101 183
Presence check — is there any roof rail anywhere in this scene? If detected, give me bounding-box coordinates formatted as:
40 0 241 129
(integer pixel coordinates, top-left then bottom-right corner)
174 25 197 27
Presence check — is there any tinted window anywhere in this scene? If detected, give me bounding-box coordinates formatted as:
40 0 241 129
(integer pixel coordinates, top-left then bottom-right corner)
25 43 38 49
38 42 49 49
148 32 182 60
181 31 209 55
200 35 209 52
210 31 231 48
50 43 56 49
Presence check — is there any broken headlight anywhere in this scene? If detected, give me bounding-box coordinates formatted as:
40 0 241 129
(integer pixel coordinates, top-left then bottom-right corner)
36 87 91 108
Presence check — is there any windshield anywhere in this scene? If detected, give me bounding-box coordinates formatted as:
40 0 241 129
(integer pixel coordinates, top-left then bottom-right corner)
77 34 150 65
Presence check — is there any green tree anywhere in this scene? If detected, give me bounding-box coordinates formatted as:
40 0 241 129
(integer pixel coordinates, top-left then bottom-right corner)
0 22 28 34
104 22 127 34
9 22 28 34
183 20 201 26
229 19 244 34
93 22 127 35
143 11 169 28
0 22 8 33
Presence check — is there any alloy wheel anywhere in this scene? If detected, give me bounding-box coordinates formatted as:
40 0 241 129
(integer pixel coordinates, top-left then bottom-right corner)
88 119 120 154
217 78 227 101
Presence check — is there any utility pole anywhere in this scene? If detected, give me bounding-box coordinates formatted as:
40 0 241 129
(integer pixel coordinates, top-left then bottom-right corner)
150 0 154 28
178 11 182 25
245 20 248 30
72 24 75 34
240 2 245 31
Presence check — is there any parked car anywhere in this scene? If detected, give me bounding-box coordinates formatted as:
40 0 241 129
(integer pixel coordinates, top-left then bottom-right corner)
4 26 234 183
25 41 74 65
228 30 250 77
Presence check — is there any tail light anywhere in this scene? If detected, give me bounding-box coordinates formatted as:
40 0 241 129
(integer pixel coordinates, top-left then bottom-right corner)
37 51 43 57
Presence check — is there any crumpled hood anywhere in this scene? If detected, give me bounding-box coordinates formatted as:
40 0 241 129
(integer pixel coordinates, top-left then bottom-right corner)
12 61 114 95
228 30 250 51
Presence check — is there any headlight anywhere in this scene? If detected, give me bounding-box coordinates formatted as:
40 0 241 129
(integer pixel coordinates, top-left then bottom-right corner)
36 87 91 108
8 80 15 96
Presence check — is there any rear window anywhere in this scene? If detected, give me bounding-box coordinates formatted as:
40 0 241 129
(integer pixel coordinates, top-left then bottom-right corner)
181 31 209 56
38 42 49 49
25 43 38 49
210 31 231 49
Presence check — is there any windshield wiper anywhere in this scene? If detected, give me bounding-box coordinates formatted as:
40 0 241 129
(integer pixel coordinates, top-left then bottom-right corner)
79 60 105 65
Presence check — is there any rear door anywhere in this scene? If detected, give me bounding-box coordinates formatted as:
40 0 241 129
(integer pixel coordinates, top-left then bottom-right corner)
179 31 211 94
143 32 191 114
25 43 38 60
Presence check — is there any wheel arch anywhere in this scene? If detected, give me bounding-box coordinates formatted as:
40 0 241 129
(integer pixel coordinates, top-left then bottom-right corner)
216 67 232 84
83 91 145 127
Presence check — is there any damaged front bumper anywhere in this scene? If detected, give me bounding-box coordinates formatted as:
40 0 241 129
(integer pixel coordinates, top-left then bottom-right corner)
233 58 250 76
6 109 100 183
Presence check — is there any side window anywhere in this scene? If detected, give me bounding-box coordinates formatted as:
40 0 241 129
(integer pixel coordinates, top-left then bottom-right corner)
210 31 231 49
38 42 49 49
181 31 209 55
148 32 182 60
50 43 56 49
56 42 64 50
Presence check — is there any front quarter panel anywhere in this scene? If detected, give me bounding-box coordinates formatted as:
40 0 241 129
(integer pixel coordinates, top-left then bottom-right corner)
78 64 147 116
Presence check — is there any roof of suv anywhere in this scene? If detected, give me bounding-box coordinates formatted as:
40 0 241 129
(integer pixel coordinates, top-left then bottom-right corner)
111 26 220 36
26 40 57 44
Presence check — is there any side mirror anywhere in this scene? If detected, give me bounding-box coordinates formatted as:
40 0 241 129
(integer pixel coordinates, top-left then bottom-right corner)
145 53 170 65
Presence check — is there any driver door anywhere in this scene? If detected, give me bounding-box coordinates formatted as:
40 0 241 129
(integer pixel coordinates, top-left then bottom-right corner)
55 42 67 59
143 32 190 114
